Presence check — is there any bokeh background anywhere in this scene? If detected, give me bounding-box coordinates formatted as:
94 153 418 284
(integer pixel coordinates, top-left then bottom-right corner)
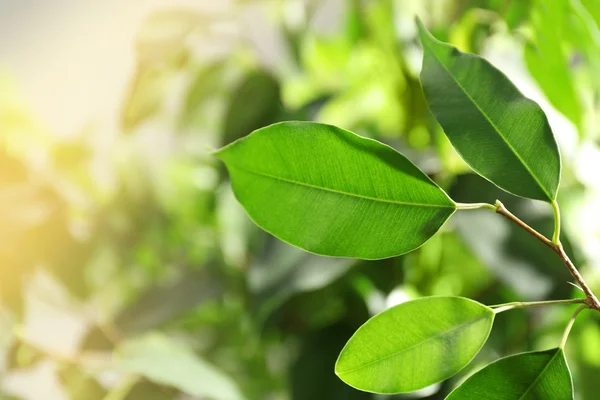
2 0 600 399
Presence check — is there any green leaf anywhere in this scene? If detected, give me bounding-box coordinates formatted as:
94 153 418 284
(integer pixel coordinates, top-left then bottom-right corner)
215 121 455 259
113 334 246 400
525 0 583 132
335 296 494 394
417 19 561 202
446 348 573 399
221 70 281 146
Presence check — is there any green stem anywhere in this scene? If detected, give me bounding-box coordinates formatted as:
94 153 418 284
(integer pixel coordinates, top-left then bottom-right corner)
560 305 587 349
455 202 497 211
491 298 586 314
552 199 561 245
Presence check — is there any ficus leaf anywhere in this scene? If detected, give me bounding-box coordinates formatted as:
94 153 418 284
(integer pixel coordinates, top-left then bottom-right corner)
446 348 573 399
335 296 494 394
215 121 456 259
417 19 561 202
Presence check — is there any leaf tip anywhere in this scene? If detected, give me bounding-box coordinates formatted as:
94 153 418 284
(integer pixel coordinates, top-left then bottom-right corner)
414 16 430 42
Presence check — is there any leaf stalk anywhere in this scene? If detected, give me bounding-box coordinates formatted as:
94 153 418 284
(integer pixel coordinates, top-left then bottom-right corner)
552 199 561 245
455 202 497 211
491 298 586 314
560 305 588 349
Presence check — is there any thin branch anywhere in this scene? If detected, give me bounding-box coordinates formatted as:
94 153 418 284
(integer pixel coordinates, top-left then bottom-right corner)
491 298 586 314
494 200 554 248
560 305 588 349
494 200 600 311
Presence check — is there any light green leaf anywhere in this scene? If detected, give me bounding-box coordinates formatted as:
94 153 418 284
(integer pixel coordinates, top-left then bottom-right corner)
446 348 573 399
215 121 456 259
113 334 246 400
525 0 583 132
335 296 494 394
417 19 561 202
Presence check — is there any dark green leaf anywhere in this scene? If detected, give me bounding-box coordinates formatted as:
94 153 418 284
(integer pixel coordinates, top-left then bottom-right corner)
221 70 281 146
417 19 561 202
335 296 494 394
446 348 573 399
216 121 455 259
292 324 370 400
250 238 353 320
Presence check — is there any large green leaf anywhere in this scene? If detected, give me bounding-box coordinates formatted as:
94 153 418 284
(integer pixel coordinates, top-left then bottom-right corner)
215 121 455 259
417 19 561 202
446 348 573 399
335 296 494 394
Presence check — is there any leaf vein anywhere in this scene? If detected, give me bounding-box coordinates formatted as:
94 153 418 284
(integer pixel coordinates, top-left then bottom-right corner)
337 313 490 375
228 164 455 209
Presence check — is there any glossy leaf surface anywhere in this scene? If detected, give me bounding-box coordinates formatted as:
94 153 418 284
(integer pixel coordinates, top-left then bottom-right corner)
417 20 561 202
335 296 494 394
216 121 455 259
446 348 573 399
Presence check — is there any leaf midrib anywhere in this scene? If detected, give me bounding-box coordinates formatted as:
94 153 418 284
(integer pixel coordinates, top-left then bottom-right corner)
517 350 561 400
228 163 455 209
336 313 491 376
423 39 552 200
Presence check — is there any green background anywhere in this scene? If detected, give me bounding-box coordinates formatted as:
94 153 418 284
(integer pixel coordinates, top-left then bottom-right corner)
2 0 600 399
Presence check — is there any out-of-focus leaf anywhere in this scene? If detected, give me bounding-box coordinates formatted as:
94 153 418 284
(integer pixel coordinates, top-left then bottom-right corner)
405 230 493 298
335 297 494 393
135 9 205 65
121 66 170 132
502 0 534 29
0 151 93 311
113 333 245 400
448 9 494 53
180 62 228 128
446 348 572 399
291 324 370 400
525 0 583 132
216 122 456 259
250 238 353 320
418 19 561 202
0 392 22 400
564 0 600 91
81 269 222 350
57 364 107 400
221 70 282 146
582 0 600 24
5 339 44 371
124 381 175 400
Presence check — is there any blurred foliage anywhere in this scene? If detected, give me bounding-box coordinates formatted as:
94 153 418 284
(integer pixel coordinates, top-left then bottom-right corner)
2 0 600 399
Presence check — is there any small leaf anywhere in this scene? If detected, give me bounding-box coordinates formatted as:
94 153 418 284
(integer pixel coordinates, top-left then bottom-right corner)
216 121 455 259
335 296 494 394
417 19 561 202
446 348 573 399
